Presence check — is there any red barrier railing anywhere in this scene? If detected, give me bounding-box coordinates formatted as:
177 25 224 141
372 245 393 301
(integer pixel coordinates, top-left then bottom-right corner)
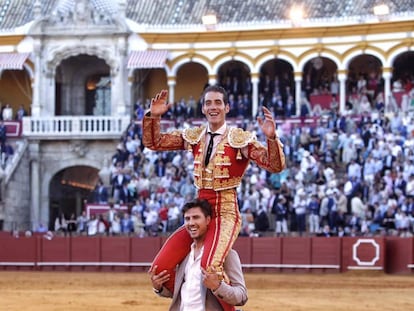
0 236 413 274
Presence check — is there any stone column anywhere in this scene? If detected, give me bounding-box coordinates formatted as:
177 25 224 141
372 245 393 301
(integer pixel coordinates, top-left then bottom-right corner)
126 74 133 116
31 40 42 117
382 67 392 110
294 72 302 116
251 73 259 117
113 60 127 116
208 74 217 86
338 70 347 114
168 77 176 103
29 142 40 231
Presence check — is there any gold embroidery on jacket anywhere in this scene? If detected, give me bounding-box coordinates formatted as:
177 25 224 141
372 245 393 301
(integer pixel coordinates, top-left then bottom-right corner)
193 129 249 190
228 127 255 148
249 139 286 173
183 126 205 144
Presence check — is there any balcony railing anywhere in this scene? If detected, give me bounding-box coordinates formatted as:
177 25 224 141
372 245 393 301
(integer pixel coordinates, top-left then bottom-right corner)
22 116 131 139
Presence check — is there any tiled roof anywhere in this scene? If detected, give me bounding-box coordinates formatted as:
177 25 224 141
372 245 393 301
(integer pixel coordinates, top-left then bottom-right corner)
53 0 118 16
0 0 413 31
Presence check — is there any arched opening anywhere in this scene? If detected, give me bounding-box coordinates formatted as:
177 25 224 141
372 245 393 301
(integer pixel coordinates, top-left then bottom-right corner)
217 60 251 118
391 51 414 110
131 68 167 113
175 62 208 118
260 58 295 117
0 69 32 118
347 54 383 113
55 54 110 116
301 56 338 113
49 165 99 230
392 51 414 91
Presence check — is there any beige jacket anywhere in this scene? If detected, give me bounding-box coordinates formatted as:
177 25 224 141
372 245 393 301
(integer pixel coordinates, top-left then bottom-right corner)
157 249 248 311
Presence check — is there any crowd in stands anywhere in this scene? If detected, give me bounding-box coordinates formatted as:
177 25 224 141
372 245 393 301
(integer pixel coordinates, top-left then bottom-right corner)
136 68 414 124
26 68 411 239
47 80 414 239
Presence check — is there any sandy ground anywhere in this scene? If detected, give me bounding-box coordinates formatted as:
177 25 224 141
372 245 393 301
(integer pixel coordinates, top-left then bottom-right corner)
0 271 413 311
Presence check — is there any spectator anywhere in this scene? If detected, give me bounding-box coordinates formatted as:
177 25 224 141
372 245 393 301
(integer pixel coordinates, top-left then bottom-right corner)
110 213 121 235
87 214 98 236
76 211 88 235
272 195 289 237
67 213 77 235
144 207 159 236
131 211 145 237
94 180 109 204
2 104 13 120
120 212 134 236
254 205 269 234
317 224 334 237
307 193 320 235
293 188 307 236
0 120 7 147
15 105 27 121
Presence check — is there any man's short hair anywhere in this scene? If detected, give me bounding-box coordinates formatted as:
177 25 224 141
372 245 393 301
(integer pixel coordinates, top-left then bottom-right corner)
182 199 212 218
201 85 229 105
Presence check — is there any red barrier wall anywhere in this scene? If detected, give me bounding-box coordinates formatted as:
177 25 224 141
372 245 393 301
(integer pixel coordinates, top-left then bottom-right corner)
39 237 71 271
0 236 37 270
282 237 312 272
70 236 101 271
0 236 412 274
251 237 281 272
385 237 414 274
311 237 341 273
233 237 252 266
341 237 385 272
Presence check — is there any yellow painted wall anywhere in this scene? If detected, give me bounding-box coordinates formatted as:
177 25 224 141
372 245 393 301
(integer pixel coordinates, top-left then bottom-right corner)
175 63 208 103
144 69 168 103
0 70 32 116
142 65 208 104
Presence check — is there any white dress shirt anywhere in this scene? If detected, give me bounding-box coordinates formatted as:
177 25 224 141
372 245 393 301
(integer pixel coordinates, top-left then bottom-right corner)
180 244 204 311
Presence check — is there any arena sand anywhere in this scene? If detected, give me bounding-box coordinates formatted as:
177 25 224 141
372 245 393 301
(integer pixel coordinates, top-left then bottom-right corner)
0 271 413 311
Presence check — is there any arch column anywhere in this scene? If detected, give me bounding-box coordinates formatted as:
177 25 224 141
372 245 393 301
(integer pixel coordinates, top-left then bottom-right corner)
116 42 130 116
251 73 259 117
29 142 41 231
382 67 392 109
338 70 347 114
112 62 128 116
168 76 176 103
208 74 217 86
294 72 302 116
127 75 134 115
32 41 42 117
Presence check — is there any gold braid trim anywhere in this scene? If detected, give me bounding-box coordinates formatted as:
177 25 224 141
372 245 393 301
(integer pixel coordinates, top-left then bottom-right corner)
249 138 286 173
142 116 184 151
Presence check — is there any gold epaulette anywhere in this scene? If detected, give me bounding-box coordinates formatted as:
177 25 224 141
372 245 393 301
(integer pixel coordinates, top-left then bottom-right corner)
228 127 256 148
170 129 183 136
182 126 206 145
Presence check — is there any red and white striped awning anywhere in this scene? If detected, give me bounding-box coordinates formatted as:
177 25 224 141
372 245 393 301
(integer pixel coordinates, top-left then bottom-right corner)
0 53 30 70
127 50 168 69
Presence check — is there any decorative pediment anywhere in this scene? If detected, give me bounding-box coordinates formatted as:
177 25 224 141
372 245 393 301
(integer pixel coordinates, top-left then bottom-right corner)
30 0 129 35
